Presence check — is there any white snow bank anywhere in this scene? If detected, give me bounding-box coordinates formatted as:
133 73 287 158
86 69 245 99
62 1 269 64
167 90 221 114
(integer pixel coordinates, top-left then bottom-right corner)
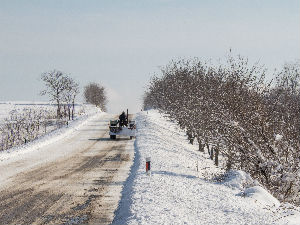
0 104 103 161
113 109 299 225
223 170 280 207
223 170 257 190
243 186 280 207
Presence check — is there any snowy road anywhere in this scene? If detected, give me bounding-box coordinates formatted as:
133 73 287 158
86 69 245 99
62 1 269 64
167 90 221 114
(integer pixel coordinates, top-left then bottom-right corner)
0 113 134 224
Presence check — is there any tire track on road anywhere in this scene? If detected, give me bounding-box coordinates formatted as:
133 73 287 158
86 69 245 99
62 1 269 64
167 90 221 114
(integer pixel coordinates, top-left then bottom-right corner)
0 114 134 224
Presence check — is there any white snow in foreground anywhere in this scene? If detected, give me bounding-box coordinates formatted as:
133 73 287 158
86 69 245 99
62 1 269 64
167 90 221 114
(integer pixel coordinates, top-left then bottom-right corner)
0 103 102 162
113 110 300 225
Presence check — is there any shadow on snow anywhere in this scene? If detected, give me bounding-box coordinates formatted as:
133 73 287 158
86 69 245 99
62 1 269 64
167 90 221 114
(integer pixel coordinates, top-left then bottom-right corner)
111 138 141 225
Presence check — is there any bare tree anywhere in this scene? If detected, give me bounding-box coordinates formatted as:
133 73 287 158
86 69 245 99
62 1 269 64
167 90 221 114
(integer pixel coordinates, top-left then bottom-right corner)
84 82 107 111
63 77 80 120
40 70 69 118
41 70 80 120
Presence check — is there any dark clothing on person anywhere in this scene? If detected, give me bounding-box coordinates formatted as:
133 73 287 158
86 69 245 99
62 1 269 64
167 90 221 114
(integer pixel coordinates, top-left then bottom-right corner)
119 112 126 127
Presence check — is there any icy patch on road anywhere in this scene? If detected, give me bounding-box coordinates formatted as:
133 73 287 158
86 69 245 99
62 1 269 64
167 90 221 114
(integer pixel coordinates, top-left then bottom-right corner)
113 110 299 225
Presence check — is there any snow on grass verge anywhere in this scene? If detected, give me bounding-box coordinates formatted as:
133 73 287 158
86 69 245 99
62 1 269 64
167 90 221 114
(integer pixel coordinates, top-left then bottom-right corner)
113 110 300 225
0 104 103 162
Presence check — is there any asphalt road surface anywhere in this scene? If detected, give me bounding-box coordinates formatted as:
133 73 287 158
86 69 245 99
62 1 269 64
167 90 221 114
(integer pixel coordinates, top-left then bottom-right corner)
0 113 134 224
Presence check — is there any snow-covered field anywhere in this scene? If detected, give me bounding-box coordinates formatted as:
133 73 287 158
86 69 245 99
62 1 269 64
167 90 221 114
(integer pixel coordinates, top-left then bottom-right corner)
0 101 92 125
0 101 101 161
0 101 51 124
113 110 300 225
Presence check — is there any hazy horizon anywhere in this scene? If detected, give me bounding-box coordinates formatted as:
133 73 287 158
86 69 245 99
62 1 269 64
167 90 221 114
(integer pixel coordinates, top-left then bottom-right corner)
1 0 299 113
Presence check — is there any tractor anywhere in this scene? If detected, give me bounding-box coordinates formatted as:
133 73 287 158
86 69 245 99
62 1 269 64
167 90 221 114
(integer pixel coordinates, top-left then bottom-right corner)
109 109 136 139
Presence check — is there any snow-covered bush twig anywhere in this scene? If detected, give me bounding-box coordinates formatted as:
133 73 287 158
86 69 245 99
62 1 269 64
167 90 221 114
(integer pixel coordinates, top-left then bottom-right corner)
0 108 57 151
143 56 300 205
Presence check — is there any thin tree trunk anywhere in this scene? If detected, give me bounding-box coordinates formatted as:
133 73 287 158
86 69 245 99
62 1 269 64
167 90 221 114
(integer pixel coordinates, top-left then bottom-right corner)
215 147 219 166
198 138 204 152
57 99 61 119
72 101 75 120
68 106 71 121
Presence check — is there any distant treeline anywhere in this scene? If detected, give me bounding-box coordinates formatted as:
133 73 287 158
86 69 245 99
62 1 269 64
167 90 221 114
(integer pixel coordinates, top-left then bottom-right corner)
143 55 300 205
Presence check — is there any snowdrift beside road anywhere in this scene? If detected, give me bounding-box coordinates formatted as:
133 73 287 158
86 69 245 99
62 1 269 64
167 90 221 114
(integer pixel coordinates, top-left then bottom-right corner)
113 110 300 225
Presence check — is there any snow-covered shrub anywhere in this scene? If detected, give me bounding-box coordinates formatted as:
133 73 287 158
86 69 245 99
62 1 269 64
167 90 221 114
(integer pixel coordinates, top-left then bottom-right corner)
143 56 300 205
0 107 57 151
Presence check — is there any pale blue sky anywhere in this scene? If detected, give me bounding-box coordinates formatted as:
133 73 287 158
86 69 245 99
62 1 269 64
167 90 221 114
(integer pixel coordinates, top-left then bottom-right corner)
0 0 299 113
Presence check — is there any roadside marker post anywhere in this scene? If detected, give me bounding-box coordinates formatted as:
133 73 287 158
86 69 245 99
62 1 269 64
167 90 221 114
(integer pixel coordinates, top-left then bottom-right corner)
146 157 151 175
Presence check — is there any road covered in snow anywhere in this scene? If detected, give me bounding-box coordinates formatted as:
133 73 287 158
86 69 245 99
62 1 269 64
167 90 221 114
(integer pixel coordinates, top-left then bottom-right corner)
113 110 300 225
0 112 134 224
